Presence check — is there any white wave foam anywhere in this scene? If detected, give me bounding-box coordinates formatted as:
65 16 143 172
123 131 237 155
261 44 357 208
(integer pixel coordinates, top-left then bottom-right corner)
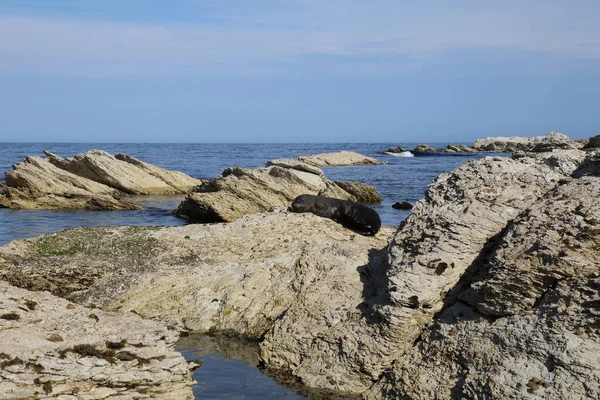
384 151 414 158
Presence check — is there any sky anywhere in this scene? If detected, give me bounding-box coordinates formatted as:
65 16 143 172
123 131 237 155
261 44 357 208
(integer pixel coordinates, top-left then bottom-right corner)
0 0 599 143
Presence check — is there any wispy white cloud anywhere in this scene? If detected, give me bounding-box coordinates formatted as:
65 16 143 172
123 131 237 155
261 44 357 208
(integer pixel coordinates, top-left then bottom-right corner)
0 1 599 76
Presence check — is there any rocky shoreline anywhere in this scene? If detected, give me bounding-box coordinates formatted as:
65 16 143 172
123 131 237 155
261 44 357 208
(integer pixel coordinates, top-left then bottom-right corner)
1 137 599 399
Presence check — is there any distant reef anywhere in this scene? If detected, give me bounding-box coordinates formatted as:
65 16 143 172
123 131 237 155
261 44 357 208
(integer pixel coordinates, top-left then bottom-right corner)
385 131 597 155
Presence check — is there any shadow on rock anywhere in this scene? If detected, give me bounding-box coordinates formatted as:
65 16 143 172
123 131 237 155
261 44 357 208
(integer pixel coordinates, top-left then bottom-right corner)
356 247 392 324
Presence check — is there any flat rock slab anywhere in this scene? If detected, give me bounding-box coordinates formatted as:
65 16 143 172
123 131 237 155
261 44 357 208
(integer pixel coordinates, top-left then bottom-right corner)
298 151 384 166
0 281 194 399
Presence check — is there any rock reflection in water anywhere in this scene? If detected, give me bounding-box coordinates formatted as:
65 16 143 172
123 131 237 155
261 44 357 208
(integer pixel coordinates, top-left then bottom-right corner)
176 334 307 400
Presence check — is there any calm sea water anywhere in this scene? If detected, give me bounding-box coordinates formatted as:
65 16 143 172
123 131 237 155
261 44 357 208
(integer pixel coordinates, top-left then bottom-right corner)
0 142 503 398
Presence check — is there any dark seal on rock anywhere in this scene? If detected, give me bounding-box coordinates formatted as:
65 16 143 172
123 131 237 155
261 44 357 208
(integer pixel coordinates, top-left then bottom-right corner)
289 194 381 236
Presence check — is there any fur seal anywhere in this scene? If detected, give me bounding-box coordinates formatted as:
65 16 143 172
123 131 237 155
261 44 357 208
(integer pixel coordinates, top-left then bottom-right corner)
289 194 381 236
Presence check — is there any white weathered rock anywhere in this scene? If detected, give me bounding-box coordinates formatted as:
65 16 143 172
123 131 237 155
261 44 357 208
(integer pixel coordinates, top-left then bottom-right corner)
266 158 326 177
368 175 600 399
1 150 200 210
298 150 384 166
44 150 200 195
0 281 194 399
0 156 140 210
472 131 581 152
369 151 588 364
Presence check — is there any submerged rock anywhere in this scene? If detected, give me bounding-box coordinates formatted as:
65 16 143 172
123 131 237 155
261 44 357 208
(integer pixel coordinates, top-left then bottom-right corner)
174 161 381 223
298 150 384 166
1 150 200 210
391 201 412 210
0 280 194 399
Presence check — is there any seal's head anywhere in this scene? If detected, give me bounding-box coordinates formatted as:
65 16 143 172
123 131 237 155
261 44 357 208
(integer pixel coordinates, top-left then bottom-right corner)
289 194 314 213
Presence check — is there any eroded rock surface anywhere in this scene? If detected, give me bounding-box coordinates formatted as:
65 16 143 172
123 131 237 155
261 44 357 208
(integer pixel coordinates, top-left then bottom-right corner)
1 150 200 210
334 180 383 203
298 151 384 166
584 134 600 149
259 150 592 395
0 280 194 399
369 175 600 399
0 212 393 340
174 161 381 223
0 155 140 210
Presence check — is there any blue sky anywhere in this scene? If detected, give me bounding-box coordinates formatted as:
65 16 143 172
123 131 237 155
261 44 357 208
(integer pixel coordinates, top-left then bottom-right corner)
0 0 599 143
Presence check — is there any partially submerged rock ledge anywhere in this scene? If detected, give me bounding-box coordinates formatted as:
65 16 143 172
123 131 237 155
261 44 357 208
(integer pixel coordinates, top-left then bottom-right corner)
0 150 200 210
298 150 384 166
1 147 599 399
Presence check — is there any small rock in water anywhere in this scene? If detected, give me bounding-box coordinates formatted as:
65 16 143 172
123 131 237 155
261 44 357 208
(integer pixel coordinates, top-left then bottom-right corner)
392 201 413 210
387 146 408 153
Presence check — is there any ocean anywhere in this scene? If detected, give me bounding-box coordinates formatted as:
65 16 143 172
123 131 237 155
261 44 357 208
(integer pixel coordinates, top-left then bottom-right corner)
0 142 504 399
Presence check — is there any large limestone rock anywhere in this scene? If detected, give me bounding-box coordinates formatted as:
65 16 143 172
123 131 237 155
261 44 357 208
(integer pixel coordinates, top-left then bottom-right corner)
472 131 582 152
0 156 141 210
0 212 394 340
298 150 384 166
260 150 591 394
369 175 600 399
0 280 194 399
44 150 200 195
174 161 381 223
1 150 200 210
